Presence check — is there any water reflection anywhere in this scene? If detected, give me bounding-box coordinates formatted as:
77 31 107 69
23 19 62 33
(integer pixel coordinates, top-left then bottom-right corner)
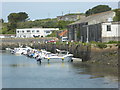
71 62 118 82
2 52 119 88
35 60 118 83
37 61 65 64
37 61 68 68
9 64 38 67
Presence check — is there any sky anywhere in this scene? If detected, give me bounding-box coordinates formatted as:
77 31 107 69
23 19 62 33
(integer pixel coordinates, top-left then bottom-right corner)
1 2 119 22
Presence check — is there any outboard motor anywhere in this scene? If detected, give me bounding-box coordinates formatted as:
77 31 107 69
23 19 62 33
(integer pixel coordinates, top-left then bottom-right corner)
36 55 42 63
37 58 41 62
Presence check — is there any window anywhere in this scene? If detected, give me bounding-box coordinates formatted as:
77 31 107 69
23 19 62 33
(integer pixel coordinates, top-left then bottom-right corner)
36 30 39 32
107 25 111 31
33 35 40 38
46 31 50 33
22 31 24 33
32 30 35 33
27 30 30 32
17 31 19 33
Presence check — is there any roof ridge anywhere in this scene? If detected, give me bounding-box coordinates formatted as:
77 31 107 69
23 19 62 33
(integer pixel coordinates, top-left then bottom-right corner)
87 10 112 17
69 10 114 25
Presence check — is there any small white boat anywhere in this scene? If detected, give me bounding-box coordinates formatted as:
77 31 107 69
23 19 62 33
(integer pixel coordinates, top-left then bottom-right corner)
6 48 12 51
42 50 73 62
38 50 51 59
12 46 32 55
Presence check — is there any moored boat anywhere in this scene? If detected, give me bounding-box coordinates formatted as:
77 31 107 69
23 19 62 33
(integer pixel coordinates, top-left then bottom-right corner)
37 50 73 62
11 46 32 55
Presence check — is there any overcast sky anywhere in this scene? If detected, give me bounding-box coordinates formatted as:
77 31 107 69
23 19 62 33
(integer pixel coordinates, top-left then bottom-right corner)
1 2 119 22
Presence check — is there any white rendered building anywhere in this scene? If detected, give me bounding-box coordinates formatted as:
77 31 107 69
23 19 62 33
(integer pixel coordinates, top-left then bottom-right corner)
16 28 59 38
101 22 120 42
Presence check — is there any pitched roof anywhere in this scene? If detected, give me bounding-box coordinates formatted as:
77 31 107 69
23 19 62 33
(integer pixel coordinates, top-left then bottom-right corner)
58 30 68 37
69 10 115 25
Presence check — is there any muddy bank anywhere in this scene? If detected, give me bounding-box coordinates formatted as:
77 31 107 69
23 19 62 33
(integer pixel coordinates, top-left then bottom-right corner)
88 47 119 67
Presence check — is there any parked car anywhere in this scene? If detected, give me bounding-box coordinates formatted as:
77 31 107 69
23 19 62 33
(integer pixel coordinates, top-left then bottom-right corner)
47 40 56 43
61 37 68 42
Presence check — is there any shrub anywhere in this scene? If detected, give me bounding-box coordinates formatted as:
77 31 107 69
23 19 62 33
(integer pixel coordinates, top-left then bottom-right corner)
97 43 107 49
90 41 97 44
107 41 118 44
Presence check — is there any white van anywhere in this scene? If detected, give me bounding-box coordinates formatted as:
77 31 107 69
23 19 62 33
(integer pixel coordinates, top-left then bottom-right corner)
62 37 68 42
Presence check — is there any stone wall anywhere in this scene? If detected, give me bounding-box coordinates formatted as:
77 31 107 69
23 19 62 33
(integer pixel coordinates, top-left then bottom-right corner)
1 38 118 66
102 37 120 42
57 14 85 21
89 47 118 66
0 37 57 50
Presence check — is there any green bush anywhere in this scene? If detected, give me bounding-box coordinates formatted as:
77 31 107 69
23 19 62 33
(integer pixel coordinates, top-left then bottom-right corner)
90 41 98 44
107 41 119 44
108 41 120 44
97 43 107 49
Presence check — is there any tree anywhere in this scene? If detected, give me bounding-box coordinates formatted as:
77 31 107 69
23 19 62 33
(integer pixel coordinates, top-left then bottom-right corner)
7 22 17 31
18 12 29 22
57 20 74 29
8 13 19 23
113 9 120 21
8 12 28 23
85 5 111 16
7 12 28 33
0 19 4 23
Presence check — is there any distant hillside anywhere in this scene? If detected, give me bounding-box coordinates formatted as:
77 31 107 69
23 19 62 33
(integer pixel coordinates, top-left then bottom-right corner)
65 13 85 16
0 18 74 34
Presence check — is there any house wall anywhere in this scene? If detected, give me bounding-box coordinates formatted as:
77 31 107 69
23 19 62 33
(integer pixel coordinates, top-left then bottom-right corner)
0 34 15 38
101 22 120 42
102 23 120 37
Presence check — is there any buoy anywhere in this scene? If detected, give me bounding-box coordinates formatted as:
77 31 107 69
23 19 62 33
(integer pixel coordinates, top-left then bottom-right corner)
48 58 50 61
62 58 64 61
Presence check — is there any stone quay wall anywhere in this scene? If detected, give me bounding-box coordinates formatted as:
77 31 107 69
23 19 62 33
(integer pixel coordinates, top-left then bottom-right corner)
0 38 119 66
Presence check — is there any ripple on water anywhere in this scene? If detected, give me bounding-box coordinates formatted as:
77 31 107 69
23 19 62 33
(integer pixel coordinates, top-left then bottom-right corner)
1 52 119 88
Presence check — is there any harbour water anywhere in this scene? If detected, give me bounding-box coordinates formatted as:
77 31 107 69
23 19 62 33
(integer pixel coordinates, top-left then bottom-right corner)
1 51 118 88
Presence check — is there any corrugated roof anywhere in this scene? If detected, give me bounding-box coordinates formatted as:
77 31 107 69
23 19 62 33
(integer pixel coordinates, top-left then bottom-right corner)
69 10 115 25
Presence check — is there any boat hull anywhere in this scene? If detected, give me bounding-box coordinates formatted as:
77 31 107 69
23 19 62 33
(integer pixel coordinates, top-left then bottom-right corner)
38 56 73 62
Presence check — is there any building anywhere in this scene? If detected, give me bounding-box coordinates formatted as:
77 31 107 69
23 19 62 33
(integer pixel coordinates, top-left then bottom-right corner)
0 20 2 30
58 30 68 37
102 22 120 42
0 34 16 38
67 11 120 42
57 14 85 21
16 28 59 38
